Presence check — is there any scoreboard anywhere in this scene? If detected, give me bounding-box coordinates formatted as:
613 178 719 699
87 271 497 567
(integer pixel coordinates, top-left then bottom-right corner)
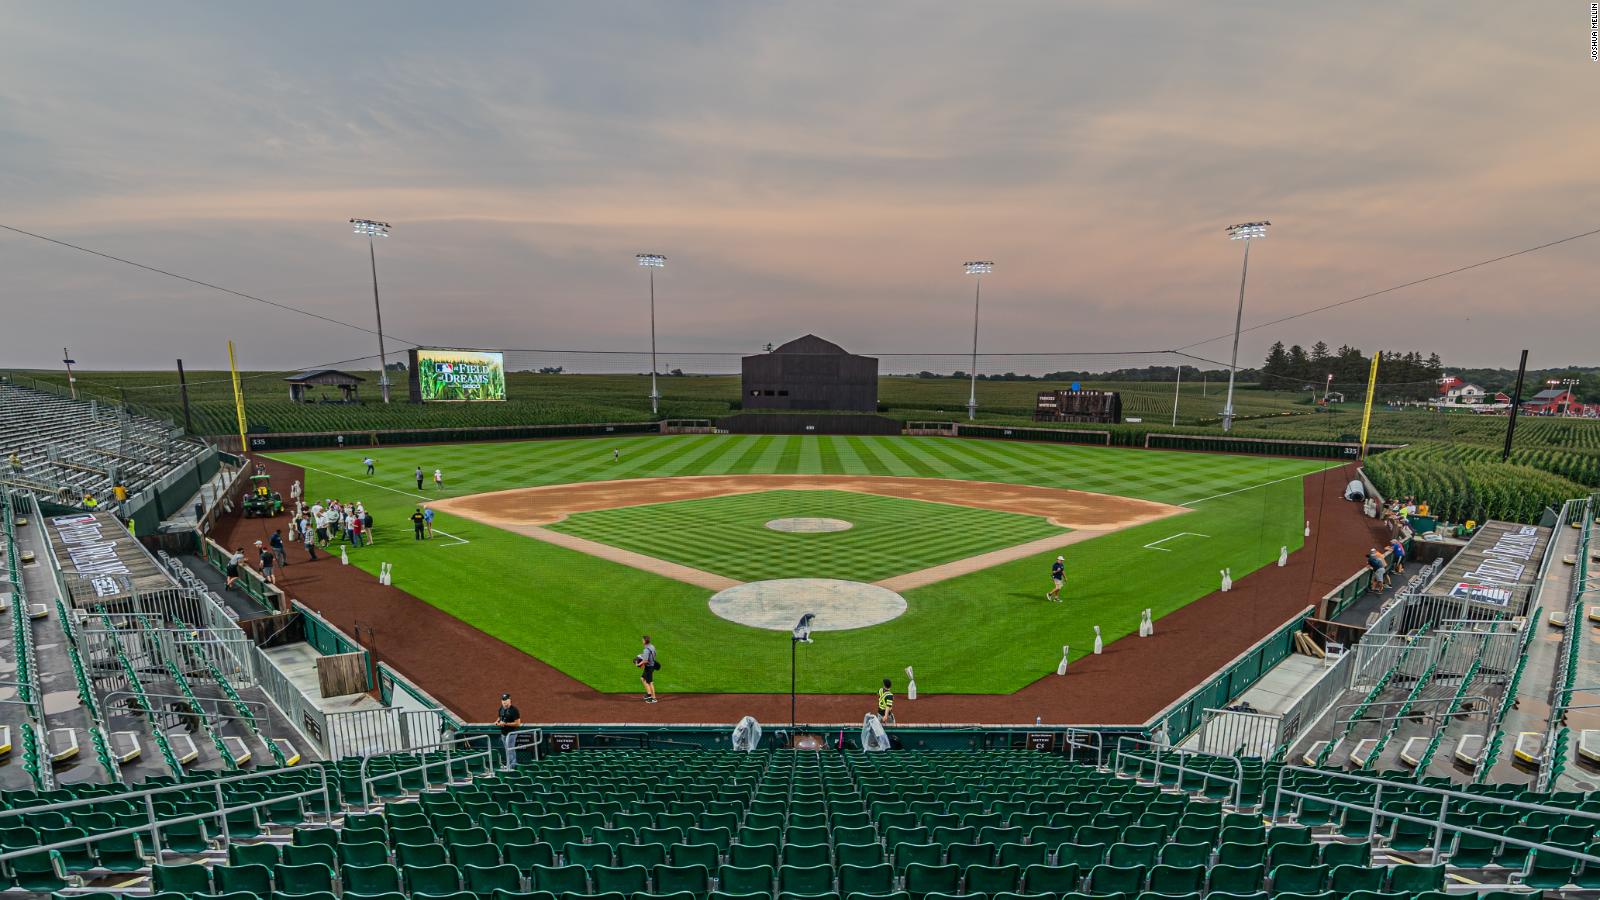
1035 389 1122 424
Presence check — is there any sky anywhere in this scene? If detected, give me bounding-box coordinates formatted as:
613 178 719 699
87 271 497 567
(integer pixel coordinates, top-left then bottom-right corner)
2 2 1598 375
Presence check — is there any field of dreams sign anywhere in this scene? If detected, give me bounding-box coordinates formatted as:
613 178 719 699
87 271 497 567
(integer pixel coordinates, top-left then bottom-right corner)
45 510 174 603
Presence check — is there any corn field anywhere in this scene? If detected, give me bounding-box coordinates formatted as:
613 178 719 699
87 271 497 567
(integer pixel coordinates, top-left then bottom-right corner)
1366 444 1589 524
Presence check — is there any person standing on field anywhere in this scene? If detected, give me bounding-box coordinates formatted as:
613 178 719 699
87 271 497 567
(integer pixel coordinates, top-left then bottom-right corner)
613 448 619 463
423 506 435 538
415 466 425 490
1046 555 1065 602
876 678 895 724
636 635 660 703
301 515 318 560
411 507 426 540
364 456 375 476
433 468 443 490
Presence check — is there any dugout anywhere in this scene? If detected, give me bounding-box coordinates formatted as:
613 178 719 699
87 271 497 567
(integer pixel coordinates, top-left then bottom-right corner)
741 335 878 413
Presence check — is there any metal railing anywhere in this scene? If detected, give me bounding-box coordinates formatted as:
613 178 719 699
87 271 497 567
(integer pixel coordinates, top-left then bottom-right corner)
1271 765 1600 872
0 764 334 865
1193 708 1282 758
353 733 496 810
1113 735 1244 807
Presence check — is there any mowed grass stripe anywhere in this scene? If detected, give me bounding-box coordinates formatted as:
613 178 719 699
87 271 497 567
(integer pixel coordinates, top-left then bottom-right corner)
552 488 1063 582
848 436 910 476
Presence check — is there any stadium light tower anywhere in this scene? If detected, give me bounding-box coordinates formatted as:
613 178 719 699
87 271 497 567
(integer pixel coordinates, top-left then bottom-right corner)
350 218 393 403
637 253 667 416
963 261 994 421
1221 221 1269 432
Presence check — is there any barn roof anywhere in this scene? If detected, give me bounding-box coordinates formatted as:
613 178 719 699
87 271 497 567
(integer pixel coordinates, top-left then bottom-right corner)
772 334 850 355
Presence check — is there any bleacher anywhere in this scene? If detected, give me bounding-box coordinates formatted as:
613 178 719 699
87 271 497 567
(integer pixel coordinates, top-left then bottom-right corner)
5 743 1600 898
0 381 207 506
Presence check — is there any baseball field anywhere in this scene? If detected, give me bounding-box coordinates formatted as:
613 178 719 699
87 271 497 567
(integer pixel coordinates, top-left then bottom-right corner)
260 434 1334 696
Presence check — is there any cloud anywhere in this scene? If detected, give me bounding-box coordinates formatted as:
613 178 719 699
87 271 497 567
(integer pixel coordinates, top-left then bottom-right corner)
1 1 1597 372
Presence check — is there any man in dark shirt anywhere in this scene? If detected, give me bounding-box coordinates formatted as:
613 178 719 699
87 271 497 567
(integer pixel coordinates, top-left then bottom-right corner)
1047 555 1065 602
411 507 426 540
494 693 522 770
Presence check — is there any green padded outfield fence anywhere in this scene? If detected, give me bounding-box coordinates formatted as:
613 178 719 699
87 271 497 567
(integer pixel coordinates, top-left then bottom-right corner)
1148 606 1314 744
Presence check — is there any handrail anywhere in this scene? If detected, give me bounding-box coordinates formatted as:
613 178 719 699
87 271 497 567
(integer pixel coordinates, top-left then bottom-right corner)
354 733 496 810
99 609 184 776
1317 632 1423 766
1476 604 1543 783
138 611 238 770
1272 764 1600 865
1064 728 1105 769
1362 634 1449 770
1113 735 1244 807
173 616 290 768
1412 657 1484 775
53 595 122 783
0 764 333 864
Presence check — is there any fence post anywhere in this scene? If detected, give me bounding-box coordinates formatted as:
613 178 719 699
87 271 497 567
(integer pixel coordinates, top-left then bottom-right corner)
143 793 162 858
215 781 231 845
1433 793 1450 858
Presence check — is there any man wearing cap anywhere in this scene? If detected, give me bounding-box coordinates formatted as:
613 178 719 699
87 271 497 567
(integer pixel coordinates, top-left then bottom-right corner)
1046 555 1066 602
492 693 522 770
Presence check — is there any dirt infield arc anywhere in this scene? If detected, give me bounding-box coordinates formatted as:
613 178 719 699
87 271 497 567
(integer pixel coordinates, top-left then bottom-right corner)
217 458 1386 726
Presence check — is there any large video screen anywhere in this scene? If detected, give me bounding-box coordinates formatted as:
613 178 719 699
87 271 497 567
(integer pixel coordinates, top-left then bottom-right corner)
410 348 507 402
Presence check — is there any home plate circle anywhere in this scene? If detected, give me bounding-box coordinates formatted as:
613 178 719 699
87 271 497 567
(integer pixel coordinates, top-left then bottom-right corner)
709 579 907 631
766 517 853 533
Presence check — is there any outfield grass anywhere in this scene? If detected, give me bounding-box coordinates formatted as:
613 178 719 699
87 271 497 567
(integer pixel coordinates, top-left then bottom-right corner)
271 434 1332 694
550 489 1065 583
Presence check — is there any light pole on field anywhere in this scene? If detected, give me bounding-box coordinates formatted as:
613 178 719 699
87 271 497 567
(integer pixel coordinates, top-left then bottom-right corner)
1221 221 1269 432
637 253 667 416
350 218 393 403
963 261 994 421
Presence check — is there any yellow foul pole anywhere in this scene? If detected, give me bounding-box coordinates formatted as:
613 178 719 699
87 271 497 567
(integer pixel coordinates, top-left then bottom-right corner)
1358 351 1381 459
228 340 249 454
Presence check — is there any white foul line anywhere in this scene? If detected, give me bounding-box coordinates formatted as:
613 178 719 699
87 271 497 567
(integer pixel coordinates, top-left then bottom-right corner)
284 459 470 546
1143 532 1211 552
1179 462 1346 507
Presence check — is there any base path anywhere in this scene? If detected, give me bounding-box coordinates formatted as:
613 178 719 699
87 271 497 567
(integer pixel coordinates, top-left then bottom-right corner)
223 457 1384 726
432 474 1183 531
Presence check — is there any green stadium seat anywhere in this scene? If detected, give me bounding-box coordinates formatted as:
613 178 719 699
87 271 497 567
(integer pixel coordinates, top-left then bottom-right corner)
592 864 650 896
894 843 942 870
153 862 213 895
1265 842 1316 869
902 862 959 899
836 843 886 867
783 843 832 868
399 861 462 896
945 842 994 869
654 863 712 896
1108 842 1159 867
965 863 1022 894
1056 842 1107 869
1326 864 1383 894
620 843 670 869
1267 863 1326 895
1519 849 1579 891
1146 863 1204 895
1206 863 1263 895
276 862 337 895
216 862 274 897
282 843 337 869
467 862 528 894
779 863 836 896
531 864 590 894
732 844 780 869
345 862 404 894
567 842 615 869
1085 863 1143 895
91 832 148 873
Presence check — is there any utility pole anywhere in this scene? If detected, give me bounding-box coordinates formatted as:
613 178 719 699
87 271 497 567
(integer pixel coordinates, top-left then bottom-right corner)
1503 350 1529 461
62 347 78 400
176 359 195 434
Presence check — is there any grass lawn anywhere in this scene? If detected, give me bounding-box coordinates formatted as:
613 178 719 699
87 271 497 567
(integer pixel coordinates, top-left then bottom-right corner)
550 489 1066 583
272 434 1334 694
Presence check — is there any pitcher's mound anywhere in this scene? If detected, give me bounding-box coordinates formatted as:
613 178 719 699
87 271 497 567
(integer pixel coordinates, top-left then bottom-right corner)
709 579 907 631
766 517 853 533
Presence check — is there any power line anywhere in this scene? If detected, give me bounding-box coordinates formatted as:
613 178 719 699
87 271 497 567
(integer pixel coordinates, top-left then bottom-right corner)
0 223 423 346
1175 224 1600 351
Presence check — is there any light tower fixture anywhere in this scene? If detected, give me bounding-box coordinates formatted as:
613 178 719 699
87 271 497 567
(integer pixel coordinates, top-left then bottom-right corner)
350 218 393 403
637 253 667 416
1221 221 1270 431
962 260 994 421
